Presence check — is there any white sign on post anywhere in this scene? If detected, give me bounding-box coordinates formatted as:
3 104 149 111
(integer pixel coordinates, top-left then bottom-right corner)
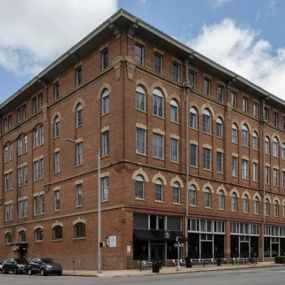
107 236 117 247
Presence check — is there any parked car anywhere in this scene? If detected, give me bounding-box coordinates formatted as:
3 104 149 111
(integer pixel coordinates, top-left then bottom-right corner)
1 258 28 274
28 258 62 276
0 260 3 272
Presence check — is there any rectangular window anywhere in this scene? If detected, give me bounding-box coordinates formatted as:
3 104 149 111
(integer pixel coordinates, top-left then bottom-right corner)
153 133 164 159
54 190 60 211
4 203 13 221
76 142 83 166
17 165 28 187
4 143 12 162
3 115 13 132
190 144 198 167
188 70 197 89
101 48 109 69
253 102 259 119
216 151 223 173
75 66 82 86
75 184 83 207
264 107 269 122
136 128 146 154
242 96 248 113
33 125 44 148
232 156 238 177
154 53 163 74
4 171 13 191
230 91 237 108
203 77 210 96
18 200 28 219
33 158 44 181
54 151 61 174
17 105 26 124
253 162 258 182
273 112 279 127
170 138 179 162
171 62 180 82
217 84 224 102
241 159 249 179
53 82 60 101
282 171 285 188
17 135 27 156
32 93 43 114
135 43 144 65
33 194 45 215
203 148 211 170
265 166 270 185
101 176 109 201
273 168 279 186
101 130 110 156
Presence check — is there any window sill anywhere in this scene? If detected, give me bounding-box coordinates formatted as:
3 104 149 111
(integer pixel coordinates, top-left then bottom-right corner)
172 202 182 206
54 209 60 213
170 160 180 164
218 208 225 211
190 165 198 168
170 120 180 125
52 239 63 242
73 237 86 241
189 204 198 207
153 114 165 120
100 112 110 118
202 131 212 136
136 152 147 157
35 240 43 243
135 108 147 113
135 198 146 201
189 127 198 131
203 168 212 172
101 154 110 159
204 206 213 209
76 205 83 208
153 156 165 161
155 200 165 204
101 199 110 204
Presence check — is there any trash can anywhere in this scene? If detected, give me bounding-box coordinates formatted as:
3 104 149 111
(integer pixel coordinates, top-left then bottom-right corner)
185 256 192 268
217 258 222 266
152 261 160 273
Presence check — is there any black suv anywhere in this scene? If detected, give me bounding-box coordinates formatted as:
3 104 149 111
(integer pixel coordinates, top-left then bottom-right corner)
28 258 62 276
1 258 28 274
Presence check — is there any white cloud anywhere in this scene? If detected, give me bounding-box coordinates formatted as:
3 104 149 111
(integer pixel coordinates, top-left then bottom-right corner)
211 0 232 7
0 0 118 76
189 19 285 100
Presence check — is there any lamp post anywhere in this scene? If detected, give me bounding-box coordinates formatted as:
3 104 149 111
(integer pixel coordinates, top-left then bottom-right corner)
66 139 102 274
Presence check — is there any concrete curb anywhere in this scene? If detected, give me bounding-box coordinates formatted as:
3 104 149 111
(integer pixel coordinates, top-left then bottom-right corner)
63 263 283 278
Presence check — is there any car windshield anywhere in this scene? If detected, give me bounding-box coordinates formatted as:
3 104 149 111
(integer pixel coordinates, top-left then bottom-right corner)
41 258 54 263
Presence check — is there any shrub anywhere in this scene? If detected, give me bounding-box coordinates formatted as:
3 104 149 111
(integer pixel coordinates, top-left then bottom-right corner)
275 256 285 264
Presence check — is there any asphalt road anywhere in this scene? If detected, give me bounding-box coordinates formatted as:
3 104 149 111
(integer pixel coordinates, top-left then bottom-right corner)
1 267 285 285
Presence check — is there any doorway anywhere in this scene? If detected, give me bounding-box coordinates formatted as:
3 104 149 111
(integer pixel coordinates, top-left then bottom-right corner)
150 243 165 265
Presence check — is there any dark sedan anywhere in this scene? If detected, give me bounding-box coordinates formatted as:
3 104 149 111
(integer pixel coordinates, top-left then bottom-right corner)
28 258 62 276
1 258 28 274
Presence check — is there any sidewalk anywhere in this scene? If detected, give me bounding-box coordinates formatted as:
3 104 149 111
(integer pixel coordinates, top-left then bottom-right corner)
63 261 282 277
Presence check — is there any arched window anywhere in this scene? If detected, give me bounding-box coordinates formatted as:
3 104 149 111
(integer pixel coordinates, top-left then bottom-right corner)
53 225 63 240
75 103 83 128
231 192 238 212
282 143 285 160
34 228 43 242
242 194 249 213
5 232 12 244
189 184 197 206
265 136 270 155
54 115 60 138
232 124 238 144
153 88 164 117
202 109 211 134
74 222 86 238
241 124 249 147
170 100 179 123
189 107 198 129
216 117 223 138
252 131 258 150
254 196 260 215
136 85 146 111
265 198 270 216
218 190 225 210
204 187 212 208
154 178 163 201
273 137 279 157
172 182 180 203
101 89 110 115
274 200 279 217
19 230 26 243
135 175 145 199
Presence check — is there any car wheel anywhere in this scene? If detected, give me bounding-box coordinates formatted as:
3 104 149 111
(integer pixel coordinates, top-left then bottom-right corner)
13 268 17 274
57 271 62 276
28 269 33 275
40 269 46 276
2 268 7 274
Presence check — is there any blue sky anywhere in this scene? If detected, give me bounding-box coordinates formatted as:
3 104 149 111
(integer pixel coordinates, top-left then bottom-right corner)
1 0 285 103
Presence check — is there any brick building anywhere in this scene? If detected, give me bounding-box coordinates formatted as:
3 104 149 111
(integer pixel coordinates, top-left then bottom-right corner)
1 9 285 270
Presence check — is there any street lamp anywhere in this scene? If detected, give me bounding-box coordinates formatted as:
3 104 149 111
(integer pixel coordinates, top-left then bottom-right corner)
66 139 102 274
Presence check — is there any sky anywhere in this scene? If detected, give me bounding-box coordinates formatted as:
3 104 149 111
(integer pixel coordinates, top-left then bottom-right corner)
0 0 285 103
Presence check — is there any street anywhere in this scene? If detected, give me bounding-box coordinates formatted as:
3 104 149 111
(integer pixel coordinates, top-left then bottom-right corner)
1 267 285 285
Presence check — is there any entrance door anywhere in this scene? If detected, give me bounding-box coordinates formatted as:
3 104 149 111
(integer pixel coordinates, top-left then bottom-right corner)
150 244 165 265
201 241 213 259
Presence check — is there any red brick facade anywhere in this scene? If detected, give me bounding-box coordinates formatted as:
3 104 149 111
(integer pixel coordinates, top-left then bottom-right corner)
1 10 285 270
